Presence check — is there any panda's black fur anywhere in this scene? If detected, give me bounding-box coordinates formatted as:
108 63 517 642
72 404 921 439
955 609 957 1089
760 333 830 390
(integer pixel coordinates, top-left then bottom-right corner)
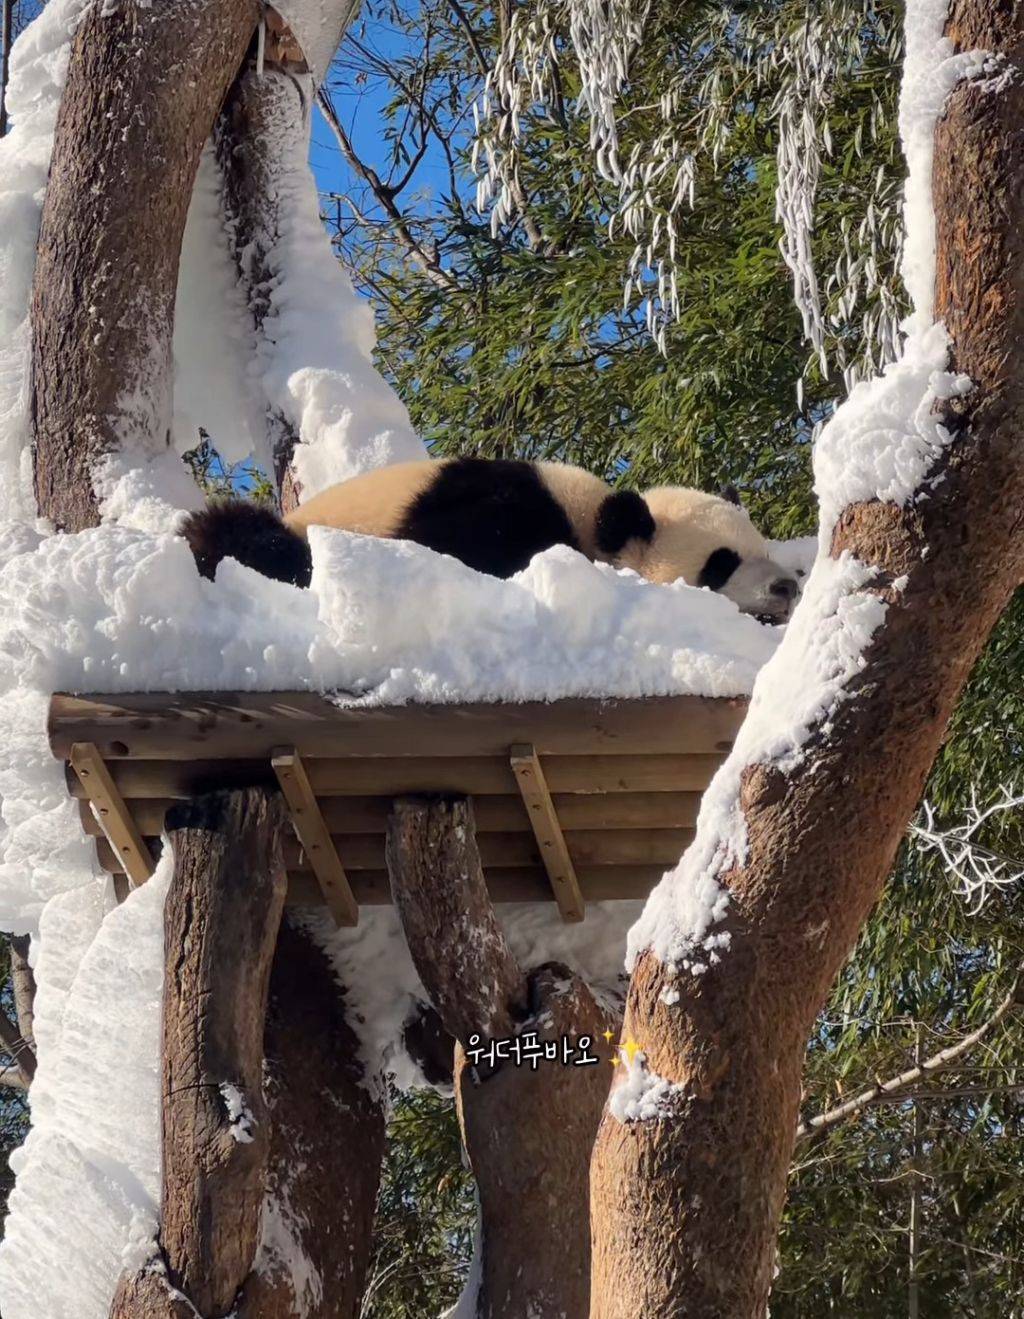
185 500 314 587
183 456 656 586
393 458 582 577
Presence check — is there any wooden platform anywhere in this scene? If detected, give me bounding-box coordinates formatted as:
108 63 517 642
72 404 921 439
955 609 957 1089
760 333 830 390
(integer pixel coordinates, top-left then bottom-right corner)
48 692 744 923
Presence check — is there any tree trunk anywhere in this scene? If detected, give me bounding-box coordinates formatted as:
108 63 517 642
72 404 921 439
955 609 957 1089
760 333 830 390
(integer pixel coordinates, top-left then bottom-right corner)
31 0 259 531
387 797 619 1318
214 45 308 510
111 788 288 1319
588 5 1024 1314
1 0 12 139
235 918 386 1319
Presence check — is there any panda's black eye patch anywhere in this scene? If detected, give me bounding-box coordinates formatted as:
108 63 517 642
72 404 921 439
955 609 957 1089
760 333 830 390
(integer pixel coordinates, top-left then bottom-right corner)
698 547 742 591
595 490 656 555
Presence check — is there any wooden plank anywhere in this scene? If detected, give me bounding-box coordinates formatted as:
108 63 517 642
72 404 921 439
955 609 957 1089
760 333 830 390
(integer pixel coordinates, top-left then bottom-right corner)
48 692 746 760
94 843 664 905
271 750 358 928
96 827 693 875
284 866 664 906
69 742 155 887
68 754 725 800
510 744 585 922
81 791 704 837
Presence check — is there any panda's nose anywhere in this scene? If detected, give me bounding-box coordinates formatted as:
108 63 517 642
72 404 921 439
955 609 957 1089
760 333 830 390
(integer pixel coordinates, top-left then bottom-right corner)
770 576 799 602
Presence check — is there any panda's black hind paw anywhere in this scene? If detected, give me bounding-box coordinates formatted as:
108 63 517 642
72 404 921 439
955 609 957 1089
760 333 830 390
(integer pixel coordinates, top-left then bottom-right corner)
180 500 313 588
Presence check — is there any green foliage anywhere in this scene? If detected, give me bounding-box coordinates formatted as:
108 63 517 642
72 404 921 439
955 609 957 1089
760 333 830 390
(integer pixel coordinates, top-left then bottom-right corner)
0 937 30 1242
363 1089 475 1318
182 435 276 503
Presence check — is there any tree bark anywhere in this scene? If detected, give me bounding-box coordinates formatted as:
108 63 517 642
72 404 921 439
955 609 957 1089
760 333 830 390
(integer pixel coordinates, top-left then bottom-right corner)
9 934 35 1050
235 918 386 1319
588 6 1024 1316
110 788 288 1319
387 796 528 1045
0 1004 33 1087
214 44 308 510
387 796 619 1318
31 0 259 531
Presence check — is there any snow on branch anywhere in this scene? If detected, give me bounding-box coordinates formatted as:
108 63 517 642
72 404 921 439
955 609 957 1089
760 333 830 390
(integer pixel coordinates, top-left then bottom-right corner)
910 784 1024 913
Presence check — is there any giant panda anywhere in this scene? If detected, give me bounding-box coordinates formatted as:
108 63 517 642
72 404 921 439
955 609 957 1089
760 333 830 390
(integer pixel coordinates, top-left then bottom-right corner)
182 457 799 623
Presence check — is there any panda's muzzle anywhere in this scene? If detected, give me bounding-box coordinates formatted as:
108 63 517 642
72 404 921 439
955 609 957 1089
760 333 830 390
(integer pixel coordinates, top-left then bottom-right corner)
718 556 800 624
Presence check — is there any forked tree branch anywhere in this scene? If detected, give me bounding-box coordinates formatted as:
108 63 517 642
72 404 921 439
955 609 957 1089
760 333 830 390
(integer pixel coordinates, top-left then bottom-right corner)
318 87 460 291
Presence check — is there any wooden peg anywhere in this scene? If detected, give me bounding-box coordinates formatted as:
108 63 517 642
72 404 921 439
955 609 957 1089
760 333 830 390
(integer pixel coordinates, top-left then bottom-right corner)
69 742 155 888
272 749 358 927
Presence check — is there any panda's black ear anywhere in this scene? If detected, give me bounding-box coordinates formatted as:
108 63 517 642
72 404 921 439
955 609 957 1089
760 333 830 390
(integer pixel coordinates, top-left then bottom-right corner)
720 483 742 506
595 490 656 556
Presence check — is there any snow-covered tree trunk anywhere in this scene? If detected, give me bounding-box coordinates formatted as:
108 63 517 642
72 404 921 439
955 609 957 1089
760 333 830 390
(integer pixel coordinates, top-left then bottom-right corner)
214 12 313 512
30 0 259 531
588 3 1024 1314
387 797 619 1317
110 789 289 1318
234 920 386 1319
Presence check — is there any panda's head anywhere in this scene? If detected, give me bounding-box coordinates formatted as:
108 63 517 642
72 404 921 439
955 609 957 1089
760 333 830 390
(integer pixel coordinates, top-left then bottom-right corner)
596 484 799 623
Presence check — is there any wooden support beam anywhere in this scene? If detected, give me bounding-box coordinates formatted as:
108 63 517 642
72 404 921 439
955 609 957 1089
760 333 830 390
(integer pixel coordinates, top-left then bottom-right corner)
69 742 154 887
511 744 584 922
95 828 694 875
48 692 746 760
272 749 358 927
79 790 704 837
66 752 725 800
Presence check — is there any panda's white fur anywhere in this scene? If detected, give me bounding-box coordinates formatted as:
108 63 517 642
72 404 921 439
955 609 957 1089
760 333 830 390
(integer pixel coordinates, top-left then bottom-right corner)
284 460 437 540
619 486 770 585
183 457 798 622
284 458 615 560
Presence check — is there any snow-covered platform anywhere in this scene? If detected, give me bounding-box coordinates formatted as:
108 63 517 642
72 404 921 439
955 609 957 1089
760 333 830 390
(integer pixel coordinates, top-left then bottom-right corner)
48 691 744 924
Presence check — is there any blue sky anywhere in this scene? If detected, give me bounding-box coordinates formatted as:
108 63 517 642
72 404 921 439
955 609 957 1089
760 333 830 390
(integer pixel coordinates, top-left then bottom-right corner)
307 6 474 228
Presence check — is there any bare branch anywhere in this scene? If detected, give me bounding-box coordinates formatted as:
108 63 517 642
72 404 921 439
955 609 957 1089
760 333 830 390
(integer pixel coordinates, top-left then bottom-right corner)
796 976 1022 1143
0 1004 35 1086
448 0 489 78
317 88 460 292
910 783 1024 912
9 934 35 1047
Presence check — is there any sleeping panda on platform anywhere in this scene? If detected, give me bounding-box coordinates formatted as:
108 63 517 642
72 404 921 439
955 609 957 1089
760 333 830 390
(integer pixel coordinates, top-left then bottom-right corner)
182 457 799 624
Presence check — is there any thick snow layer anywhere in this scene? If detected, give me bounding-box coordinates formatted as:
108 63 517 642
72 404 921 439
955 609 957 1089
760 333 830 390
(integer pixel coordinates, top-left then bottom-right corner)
171 147 267 469
813 324 972 539
811 0 989 540
274 0 357 85
0 525 778 707
0 869 166 1319
247 73 425 498
627 552 887 972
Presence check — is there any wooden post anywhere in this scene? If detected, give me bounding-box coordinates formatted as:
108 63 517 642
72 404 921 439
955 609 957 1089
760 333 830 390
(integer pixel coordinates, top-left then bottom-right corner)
110 788 288 1318
385 796 619 1318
